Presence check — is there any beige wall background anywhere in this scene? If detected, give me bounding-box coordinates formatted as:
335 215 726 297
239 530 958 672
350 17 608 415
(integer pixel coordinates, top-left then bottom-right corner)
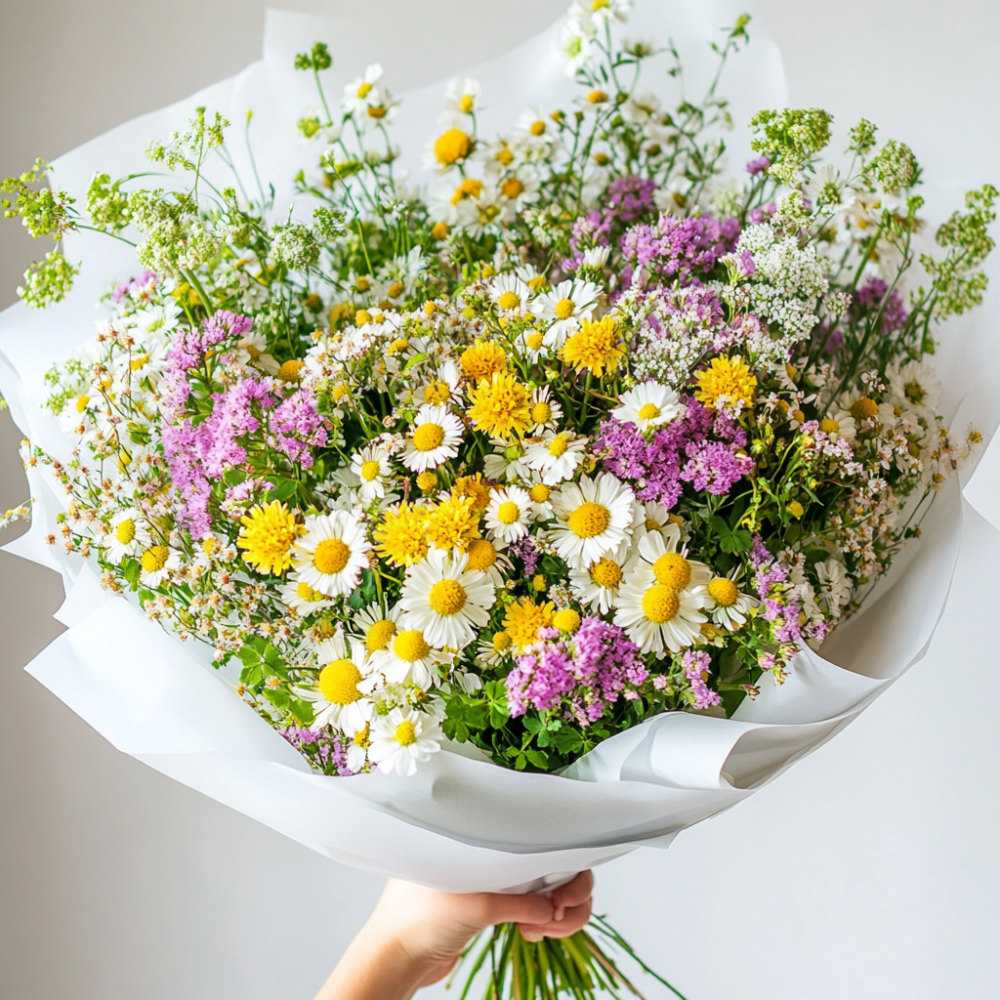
2 2 999 998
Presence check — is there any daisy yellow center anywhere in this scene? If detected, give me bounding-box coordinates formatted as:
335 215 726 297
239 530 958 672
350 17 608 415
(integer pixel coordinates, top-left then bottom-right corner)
356 274 372 292
548 435 569 457
645 517 661 532
498 291 521 311
529 484 551 503
497 501 520 525
905 380 926 405
387 280 405 299
318 659 362 705
451 178 484 205
130 353 150 371
296 581 324 602
459 93 475 113
355 309 372 325
76 394 91 413
394 629 430 662
531 402 552 424
115 519 136 544
708 577 739 607
245 343 262 360
819 418 840 434
466 538 497 571
367 106 387 119
357 81 373 98
526 332 544 350
588 89 608 104
554 298 576 320
501 177 524 199
593 0 609 9
653 552 691 589
141 546 169 573
278 359 305 382
424 380 452 405
365 619 397 652
530 120 546 136
492 631 512 651
413 422 446 452
642 584 680 624
361 460 381 481
313 538 351 575
434 128 473 166
388 338 409 354
590 557 622 588
638 402 661 421
552 608 581 633
432 221 450 240
694 356 757 410
395 720 418 746
497 148 515 165
428 579 467 616
851 397 878 421
567 502 611 539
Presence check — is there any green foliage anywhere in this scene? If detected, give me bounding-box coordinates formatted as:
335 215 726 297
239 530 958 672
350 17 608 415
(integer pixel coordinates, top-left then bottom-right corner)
750 107 834 184
294 42 332 72
86 173 131 232
19 249 78 308
0 159 77 240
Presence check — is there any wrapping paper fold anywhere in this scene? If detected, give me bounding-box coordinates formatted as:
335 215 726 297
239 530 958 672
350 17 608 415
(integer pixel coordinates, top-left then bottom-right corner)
2 3 997 894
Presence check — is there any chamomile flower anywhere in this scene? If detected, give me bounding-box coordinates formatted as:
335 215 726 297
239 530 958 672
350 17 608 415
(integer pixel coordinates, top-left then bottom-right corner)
549 473 636 568
530 279 602 349
485 485 532 547
628 531 712 591
464 537 514 588
612 382 681 432
106 508 152 562
369 708 443 776
399 549 495 649
568 546 629 613
558 17 597 75
614 565 707 654
512 108 557 154
341 64 398 129
630 501 683 549
350 601 405 655
369 628 449 688
291 510 371 598
483 438 531 482
522 474 556 521
704 571 758 630
489 273 531 317
887 360 942 417
496 166 541 217
527 386 563 433
278 578 336 614
232 328 279 375
346 723 372 773
818 409 857 442
349 443 393 501
138 544 181 587
578 0 633 28
442 76 482 122
298 631 373 734
414 360 461 407
815 558 852 614
401 404 464 472
524 430 587 484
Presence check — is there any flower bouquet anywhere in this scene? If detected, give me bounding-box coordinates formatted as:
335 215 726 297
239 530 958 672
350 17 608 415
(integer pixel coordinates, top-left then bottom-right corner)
1 1 994 996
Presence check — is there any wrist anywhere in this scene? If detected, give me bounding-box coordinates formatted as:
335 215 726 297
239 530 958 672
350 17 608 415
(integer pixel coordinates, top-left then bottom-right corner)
314 924 431 1000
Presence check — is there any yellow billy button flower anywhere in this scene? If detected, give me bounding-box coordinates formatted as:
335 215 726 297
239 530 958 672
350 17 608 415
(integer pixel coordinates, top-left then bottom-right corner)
416 471 439 493
694 356 757 410
532 574 547 592
562 316 625 377
504 596 555 648
460 341 507 382
237 501 303 576
319 659 363 705
467 372 531 439
552 608 581 633
278 358 305 382
434 128 473 166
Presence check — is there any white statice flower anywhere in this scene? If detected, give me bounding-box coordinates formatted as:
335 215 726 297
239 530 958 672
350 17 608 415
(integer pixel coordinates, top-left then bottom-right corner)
527 385 563 434
568 545 629 613
105 508 152 562
485 485 532 547
530 279 601 348
704 572 758 630
350 601 404 656
558 17 596 75
523 430 587 484
611 381 681 433
549 473 636 569
278 578 336 614
349 443 393 501
138 544 181 588
369 708 443 776
298 631 374 734
886 360 942 418
401 404 464 472
488 272 532 317
291 510 371 598
815 558 852 614
399 549 494 649
614 565 707 654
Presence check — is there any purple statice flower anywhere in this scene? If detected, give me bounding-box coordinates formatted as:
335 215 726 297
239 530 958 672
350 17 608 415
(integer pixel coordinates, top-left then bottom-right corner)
279 726 354 776
855 277 908 332
597 397 752 508
112 270 159 303
746 203 777 225
746 156 771 176
272 388 329 468
507 640 576 717
681 650 722 710
621 213 740 288
605 175 660 225
508 535 541 576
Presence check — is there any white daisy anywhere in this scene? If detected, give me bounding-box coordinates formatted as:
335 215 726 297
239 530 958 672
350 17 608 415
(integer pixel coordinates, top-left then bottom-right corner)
483 437 531 482
549 473 636 569
138 544 181 588
582 246 611 268
523 430 587 484
413 360 461 407
614 565 707 654
291 510 371 598
627 530 712 591
441 76 481 122
278 578 336 614
612 382 682 433
815 558 852 614
496 166 542 219
401 404 464 472
349 443 393 502
568 546 628 613
527 385 563 434
105 508 152 562
530 279 602 349
296 631 374 735
484 485 532 548
475 630 515 668
464 537 515 589
399 549 495 649
488 273 531 317
369 708 443 776
346 722 372 773
818 409 857 442
350 601 405 656
577 0 632 27
558 16 597 76
887 360 942 417
704 571 758 630
523 474 556 521
630 501 684 549
231 328 279 374
341 63 385 117
369 628 450 689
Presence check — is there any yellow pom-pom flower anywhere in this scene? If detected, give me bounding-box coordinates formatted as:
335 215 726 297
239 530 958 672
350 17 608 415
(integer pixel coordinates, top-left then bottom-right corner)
694 356 757 410
467 372 531 440
237 501 303 576
561 315 625 377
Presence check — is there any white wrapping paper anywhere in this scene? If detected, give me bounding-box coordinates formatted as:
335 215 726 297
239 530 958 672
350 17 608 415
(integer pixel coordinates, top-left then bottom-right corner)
1 3 994 894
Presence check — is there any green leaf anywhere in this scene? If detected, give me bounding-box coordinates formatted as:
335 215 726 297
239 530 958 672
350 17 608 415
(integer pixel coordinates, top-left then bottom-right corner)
265 479 300 501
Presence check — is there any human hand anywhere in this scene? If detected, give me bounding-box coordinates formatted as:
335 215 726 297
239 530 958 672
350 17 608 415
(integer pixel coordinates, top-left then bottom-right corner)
313 870 594 1000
